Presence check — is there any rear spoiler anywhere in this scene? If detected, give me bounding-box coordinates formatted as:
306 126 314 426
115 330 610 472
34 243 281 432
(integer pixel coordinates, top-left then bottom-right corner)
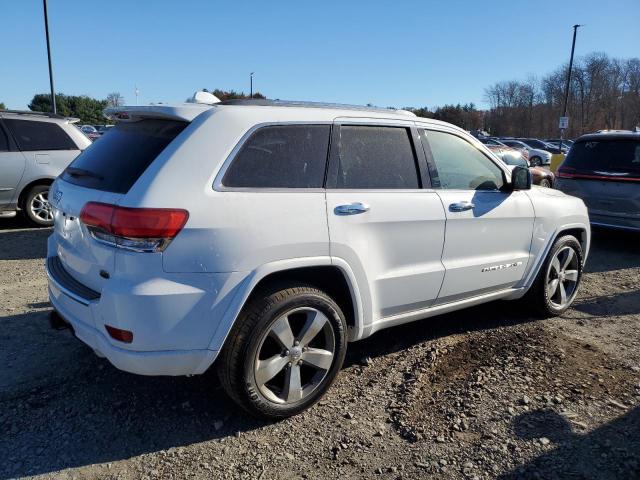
104 104 214 123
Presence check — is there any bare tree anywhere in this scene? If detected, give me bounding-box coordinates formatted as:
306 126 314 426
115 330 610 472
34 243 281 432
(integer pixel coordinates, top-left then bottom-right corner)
483 52 640 137
106 92 125 108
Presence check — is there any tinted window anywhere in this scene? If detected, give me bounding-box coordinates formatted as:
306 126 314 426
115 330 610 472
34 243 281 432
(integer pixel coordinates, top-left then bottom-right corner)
521 139 547 149
0 124 9 152
563 139 640 175
4 119 77 151
223 125 330 188
336 126 419 189
61 119 187 194
422 130 504 190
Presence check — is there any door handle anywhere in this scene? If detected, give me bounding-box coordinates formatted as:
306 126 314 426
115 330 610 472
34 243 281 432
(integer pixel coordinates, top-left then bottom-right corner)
334 202 370 216
449 201 475 212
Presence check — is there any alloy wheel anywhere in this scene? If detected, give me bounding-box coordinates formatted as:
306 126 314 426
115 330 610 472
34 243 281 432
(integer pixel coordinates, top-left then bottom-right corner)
254 307 336 404
546 246 579 309
30 191 53 222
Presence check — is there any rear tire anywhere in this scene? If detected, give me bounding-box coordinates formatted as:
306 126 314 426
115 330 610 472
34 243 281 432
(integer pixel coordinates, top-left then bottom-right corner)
217 283 347 420
23 184 54 227
539 178 552 188
523 235 583 318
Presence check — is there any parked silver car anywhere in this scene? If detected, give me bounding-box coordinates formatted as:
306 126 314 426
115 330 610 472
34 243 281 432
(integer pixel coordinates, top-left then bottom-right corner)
556 131 640 231
0 110 91 226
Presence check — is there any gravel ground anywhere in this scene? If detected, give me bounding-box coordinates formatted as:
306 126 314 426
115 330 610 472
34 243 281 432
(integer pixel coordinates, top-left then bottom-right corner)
1 217 639 479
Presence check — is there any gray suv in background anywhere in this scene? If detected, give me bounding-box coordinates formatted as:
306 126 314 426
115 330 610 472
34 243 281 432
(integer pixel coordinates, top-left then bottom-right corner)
556 131 640 232
0 110 91 226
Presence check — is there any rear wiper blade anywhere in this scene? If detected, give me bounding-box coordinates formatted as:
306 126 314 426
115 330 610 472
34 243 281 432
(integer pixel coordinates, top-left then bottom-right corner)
65 167 104 180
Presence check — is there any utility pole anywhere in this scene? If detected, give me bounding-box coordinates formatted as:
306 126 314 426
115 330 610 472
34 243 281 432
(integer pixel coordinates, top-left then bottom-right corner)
559 24 582 152
250 72 254 99
135 85 139 105
43 0 56 114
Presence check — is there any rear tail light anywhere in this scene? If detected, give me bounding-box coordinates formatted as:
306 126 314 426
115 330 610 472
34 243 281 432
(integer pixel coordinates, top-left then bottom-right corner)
80 202 189 252
105 325 134 343
557 166 640 182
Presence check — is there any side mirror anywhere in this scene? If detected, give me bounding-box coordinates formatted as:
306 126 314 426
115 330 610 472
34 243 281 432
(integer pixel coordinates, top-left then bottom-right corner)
511 165 532 190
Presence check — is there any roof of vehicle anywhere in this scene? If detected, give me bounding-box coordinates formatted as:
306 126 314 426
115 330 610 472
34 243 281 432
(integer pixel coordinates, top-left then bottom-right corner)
217 99 417 117
0 109 80 123
105 99 429 124
575 131 640 142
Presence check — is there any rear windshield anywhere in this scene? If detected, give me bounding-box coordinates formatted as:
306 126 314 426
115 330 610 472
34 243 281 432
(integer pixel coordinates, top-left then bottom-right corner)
61 119 187 194
563 139 640 175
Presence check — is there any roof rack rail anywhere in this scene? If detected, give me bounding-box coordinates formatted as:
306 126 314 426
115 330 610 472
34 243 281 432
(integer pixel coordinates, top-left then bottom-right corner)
217 99 416 117
0 109 66 119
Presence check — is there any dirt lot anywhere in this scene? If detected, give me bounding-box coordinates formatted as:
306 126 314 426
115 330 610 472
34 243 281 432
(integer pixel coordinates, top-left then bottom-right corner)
1 217 639 479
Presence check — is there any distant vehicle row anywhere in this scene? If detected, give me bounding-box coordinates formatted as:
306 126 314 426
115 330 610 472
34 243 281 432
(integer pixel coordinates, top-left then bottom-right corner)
79 124 113 141
478 136 571 166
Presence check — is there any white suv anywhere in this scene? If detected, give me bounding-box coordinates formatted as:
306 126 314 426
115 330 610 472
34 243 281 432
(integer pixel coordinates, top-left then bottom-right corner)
47 97 590 419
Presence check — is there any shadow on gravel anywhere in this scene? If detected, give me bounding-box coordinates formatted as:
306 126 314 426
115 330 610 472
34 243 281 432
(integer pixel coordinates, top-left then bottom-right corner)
0 311 265 479
573 288 640 317
0 343 265 478
585 228 640 274
502 407 640 479
0 224 50 260
345 299 536 368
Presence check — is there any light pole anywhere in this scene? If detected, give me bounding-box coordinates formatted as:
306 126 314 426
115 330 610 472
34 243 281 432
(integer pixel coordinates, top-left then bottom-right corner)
250 72 254 99
43 0 56 114
559 24 582 151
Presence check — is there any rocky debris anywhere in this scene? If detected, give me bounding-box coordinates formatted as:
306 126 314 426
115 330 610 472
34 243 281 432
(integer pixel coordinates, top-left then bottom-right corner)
1 219 640 479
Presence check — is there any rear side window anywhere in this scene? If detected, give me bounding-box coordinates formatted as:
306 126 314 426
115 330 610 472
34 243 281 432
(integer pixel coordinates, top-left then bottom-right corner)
223 125 330 188
563 139 640 175
0 124 10 151
4 119 76 151
335 126 420 189
61 119 187 194
422 129 504 190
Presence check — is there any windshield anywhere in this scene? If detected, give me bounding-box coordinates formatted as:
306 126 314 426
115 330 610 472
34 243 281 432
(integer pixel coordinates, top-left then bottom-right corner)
521 139 547 149
563 139 640 176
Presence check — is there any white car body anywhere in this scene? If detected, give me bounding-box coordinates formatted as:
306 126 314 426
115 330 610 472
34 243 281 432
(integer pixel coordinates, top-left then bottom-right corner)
501 139 552 166
46 100 590 377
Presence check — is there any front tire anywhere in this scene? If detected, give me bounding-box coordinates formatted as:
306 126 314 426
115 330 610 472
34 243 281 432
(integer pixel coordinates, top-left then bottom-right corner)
217 284 347 420
539 178 552 188
524 235 583 317
530 156 542 167
23 185 54 227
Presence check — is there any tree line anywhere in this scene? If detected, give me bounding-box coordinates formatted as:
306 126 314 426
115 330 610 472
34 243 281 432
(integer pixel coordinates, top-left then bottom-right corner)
482 52 640 138
22 89 265 124
13 53 640 136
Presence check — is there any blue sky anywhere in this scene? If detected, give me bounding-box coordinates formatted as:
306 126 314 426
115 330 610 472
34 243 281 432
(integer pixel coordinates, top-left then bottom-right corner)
1 0 639 110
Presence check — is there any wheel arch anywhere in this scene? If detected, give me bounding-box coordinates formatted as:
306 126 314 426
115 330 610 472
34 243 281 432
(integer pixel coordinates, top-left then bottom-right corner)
519 223 589 292
207 258 366 356
17 177 55 210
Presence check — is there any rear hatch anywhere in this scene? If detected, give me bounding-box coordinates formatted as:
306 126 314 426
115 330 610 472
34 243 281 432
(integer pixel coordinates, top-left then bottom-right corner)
51 119 189 293
557 137 640 217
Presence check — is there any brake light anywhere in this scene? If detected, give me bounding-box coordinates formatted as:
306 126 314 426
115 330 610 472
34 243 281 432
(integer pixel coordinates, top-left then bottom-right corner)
80 202 189 252
105 325 134 343
557 166 640 182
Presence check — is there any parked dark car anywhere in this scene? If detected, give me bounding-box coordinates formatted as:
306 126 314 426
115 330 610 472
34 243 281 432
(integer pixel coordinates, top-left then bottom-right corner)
556 132 640 231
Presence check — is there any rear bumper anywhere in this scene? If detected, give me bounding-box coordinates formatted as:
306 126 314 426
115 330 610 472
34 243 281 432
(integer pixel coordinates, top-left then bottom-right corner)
48 276 217 375
46 252 230 376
